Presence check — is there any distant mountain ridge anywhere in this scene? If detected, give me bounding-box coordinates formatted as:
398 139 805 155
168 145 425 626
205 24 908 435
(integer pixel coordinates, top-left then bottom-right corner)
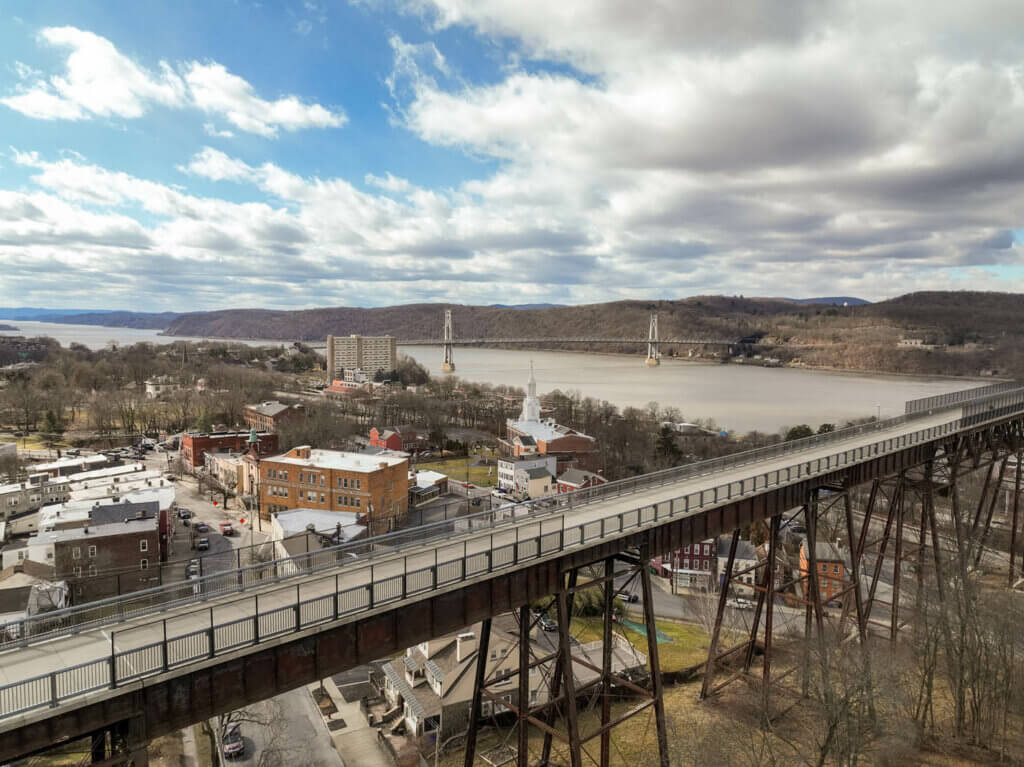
0 308 182 329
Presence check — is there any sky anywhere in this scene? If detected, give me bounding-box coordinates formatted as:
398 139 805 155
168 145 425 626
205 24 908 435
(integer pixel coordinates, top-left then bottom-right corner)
1 0 1023 312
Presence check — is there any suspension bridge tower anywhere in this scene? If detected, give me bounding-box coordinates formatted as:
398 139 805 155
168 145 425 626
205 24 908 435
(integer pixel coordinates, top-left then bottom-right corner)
441 309 456 373
645 312 660 366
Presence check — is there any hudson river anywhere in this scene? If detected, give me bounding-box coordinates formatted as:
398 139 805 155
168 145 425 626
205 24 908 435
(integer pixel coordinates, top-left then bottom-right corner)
1 322 976 433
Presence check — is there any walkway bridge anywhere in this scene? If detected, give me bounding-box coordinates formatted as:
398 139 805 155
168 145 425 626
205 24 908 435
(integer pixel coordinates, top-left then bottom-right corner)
1 381 1023 762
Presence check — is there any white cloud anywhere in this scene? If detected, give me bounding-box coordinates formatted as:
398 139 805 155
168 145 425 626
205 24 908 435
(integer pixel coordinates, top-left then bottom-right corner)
203 122 235 138
1 26 345 137
184 62 345 137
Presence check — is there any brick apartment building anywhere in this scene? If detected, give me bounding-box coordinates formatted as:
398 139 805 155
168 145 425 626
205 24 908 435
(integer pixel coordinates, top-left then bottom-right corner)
800 539 847 604
181 430 278 470
259 446 409 535
243 401 303 432
49 501 170 603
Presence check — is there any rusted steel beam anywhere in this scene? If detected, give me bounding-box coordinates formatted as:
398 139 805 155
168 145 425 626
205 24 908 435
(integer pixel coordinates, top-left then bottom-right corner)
464 617 492 767
639 550 670 767
555 588 582 767
700 529 739 700
600 556 614 767
518 605 530 767
1010 451 1022 588
974 455 1009 568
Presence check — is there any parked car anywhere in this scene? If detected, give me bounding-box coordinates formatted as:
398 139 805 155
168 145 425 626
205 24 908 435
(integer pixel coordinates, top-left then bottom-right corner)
219 522 235 536
197 537 210 551
195 522 209 533
539 616 557 632
177 508 191 519
616 590 640 603
726 598 755 610
222 722 244 759
163 474 177 482
185 560 200 577
64 448 80 457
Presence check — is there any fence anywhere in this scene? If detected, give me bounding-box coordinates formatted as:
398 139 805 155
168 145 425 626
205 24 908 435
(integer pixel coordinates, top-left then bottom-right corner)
1 392 1021 720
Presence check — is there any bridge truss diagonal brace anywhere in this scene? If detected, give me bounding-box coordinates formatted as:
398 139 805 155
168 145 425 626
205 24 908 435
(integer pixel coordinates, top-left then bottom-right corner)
462 556 668 767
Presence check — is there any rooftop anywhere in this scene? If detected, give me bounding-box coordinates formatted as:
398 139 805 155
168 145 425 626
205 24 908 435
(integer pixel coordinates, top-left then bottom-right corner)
558 468 604 486
268 447 406 473
274 508 363 536
246 401 292 417
507 419 595 445
30 518 156 544
89 500 159 527
523 467 552 480
413 470 447 489
28 455 109 473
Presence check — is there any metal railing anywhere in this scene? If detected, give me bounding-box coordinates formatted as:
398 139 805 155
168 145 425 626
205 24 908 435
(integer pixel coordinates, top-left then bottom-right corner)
2 388 1024 721
0 382 1010 649
905 380 1020 414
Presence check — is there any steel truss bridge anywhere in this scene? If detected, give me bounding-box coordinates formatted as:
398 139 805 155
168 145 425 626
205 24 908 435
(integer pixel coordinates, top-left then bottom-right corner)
0 381 1023 764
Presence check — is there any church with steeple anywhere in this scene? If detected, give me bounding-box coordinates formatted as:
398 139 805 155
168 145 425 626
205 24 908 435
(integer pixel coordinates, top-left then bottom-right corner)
500 363 598 471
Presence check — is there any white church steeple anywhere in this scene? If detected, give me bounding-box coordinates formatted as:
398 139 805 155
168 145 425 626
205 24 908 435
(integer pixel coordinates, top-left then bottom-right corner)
520 361 541 422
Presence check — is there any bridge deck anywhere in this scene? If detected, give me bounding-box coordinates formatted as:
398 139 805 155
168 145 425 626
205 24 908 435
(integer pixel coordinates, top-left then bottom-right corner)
0 407 964 726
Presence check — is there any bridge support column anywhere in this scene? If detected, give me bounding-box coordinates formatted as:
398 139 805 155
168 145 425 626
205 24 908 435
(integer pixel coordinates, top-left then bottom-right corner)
464 558 668 766
1010 449 1022 588
645 312 660 366
442 309 455 373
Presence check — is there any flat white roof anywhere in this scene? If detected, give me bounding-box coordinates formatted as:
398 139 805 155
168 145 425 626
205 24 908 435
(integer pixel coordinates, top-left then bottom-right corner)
66 462 145 483
274 508 363 535
270 449 406 473
29 455 109 472
413 470 448 489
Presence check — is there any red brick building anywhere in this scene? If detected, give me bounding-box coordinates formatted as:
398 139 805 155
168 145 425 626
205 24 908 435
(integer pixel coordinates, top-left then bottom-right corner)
259 446 409 535
243 401 303 432
181 430 278 471
556 469 607 493
800 540 846 604
369 426 427 453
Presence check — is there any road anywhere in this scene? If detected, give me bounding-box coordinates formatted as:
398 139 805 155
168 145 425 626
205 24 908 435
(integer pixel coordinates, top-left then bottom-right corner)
213 685 342 767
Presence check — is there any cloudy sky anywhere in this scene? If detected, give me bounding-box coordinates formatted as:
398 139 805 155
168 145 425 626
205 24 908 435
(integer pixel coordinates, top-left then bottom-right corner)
1 0 1023 311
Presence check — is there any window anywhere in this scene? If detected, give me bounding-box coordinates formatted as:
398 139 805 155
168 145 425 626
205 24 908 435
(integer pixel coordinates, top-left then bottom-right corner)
320 476 325 487
319 494 325 504
72 547 81 560
140 559 148 570
703 543 710 555
281 471 288 480
355 479 361 489
703 560 710 570
337 496 343 505
343 477 348 488
833 564 840 574
355 498 360 508
88 565 97 577
88 545 96 558
73 566 81 578
307 491 315 501
682 558 689 569
140 540 148 552
337 478 343 488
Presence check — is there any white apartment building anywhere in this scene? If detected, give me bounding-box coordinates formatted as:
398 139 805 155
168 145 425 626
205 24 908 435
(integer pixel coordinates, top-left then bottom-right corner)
326 335 397 379
496 455 557 491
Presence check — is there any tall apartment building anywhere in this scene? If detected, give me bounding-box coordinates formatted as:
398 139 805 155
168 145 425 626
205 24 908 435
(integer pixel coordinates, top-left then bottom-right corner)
259 446 409 534
326 335 398 379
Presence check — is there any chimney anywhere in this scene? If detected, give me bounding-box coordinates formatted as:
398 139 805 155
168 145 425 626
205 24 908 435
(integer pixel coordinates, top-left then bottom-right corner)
456 631 477 663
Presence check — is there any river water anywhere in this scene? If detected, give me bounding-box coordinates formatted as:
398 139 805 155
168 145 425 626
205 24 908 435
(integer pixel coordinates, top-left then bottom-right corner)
0 322 976 433
401 345 973 433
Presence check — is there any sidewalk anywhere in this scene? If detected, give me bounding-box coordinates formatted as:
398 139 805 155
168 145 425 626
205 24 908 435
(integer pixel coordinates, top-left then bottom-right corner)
317 677 393 767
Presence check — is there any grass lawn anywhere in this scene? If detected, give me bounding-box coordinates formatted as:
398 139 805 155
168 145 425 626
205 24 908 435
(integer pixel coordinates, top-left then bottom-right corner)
570 616 710 673
416 456 497 487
